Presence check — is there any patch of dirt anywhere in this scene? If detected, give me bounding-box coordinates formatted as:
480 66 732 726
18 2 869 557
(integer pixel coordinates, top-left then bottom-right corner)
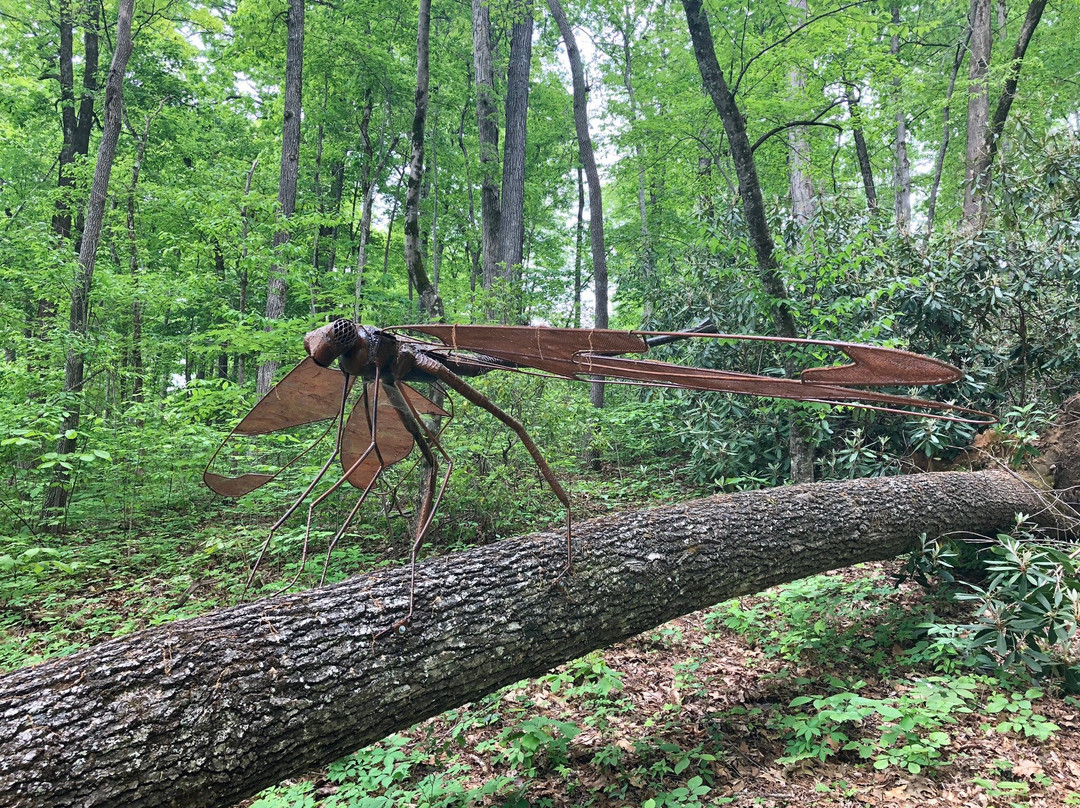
1038 394 1080 505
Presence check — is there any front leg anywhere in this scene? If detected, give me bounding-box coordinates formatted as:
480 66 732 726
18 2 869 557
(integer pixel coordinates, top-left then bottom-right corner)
376 379 454 638
411 353 574 569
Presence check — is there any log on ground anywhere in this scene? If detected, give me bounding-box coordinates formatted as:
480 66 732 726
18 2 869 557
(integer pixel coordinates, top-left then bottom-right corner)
0 470 1059 808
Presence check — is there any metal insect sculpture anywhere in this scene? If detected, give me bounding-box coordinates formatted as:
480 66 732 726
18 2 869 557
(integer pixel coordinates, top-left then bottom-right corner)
205 322 994 633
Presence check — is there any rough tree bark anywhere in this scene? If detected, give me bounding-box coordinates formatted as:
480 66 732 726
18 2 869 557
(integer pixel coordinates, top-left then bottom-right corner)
496 3 533 303
256 0 305 396
681 0 814 485
0 471 1065 808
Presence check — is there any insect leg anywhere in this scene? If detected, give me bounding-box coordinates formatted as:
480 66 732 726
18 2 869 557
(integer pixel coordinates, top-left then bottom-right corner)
242 372 353 599
372 382 455 638
412 354 574 569
280 373 393 594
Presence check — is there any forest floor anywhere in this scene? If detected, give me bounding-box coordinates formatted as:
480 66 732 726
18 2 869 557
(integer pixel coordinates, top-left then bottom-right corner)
241 559 1080 808
4 465 1079 808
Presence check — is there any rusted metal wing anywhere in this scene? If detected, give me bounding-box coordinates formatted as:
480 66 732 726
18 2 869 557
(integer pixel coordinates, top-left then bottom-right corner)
203 358 354 497
392 325 991 423
340 382 449 490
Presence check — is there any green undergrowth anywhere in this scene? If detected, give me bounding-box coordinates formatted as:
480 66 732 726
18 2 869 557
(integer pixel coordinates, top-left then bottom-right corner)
3 406 1077 805
243 549 1075 808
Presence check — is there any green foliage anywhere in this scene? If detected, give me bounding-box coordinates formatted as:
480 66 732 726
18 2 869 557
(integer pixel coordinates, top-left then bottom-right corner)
707 570 924 666
924 520 1080 687
774 676 976 774
545 652 624 700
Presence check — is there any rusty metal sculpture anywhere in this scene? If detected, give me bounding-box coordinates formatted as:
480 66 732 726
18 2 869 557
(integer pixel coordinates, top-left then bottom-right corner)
205 322 994 633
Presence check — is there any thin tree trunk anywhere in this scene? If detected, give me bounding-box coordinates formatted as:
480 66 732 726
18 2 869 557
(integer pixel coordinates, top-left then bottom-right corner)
382 167 404 277
969 0 1048 227
236 159 258 388
213 242 229 377
50 0 99 246
257 0 304 396
962 0 993 231
472 0 501 297
123 101 165 404
42 0 134 518
547 0 609 462
1 471 1066 808
38 0 99 361
404 0 444 322
843 86 877 214
429 109 440 292
925 26 970 240
496 3 533 309
890 6 912 235
573 164 584 329
617 19 654 314
786 0 815 244
682 0 814 484
354 92 399 321
458 90 481 299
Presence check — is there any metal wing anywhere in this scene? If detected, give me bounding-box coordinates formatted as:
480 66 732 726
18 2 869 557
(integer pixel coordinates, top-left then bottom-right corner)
394 324 992 423
204 357 355 497
339 382 449 489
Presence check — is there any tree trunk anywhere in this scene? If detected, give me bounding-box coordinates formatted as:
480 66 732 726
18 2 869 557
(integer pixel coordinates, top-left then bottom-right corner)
969 0 1048 225
50 0 99 246
925 25 970 241
547 0 609 461
843 87 877 214
682 0 814 484
890 6 912 235
472 0 501 297
37 0 99 366
496 4 533 309
1 470 1066 808
403 0 444 322
786 0 815 237
573 163 584 329
617 18 654 315
256 0 304 396
962 0 1046 232
457 90 481 299
123 102 164 404
236 158 258 388
353 92 399 322
962 0 993 231
42 0 135 517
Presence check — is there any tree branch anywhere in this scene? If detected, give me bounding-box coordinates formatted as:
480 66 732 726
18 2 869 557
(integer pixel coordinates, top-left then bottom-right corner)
0 471 1066 808
733 0 870 96
750 106 844 154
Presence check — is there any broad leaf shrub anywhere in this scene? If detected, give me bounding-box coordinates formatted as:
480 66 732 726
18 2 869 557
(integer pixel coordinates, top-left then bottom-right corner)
922 518 1080 689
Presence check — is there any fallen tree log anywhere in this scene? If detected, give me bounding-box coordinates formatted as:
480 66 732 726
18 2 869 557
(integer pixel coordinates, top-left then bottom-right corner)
0 470 1066 807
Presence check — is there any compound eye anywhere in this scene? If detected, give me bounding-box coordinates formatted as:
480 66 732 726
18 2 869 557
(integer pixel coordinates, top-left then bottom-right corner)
331 319 360 353
304 320 362 367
